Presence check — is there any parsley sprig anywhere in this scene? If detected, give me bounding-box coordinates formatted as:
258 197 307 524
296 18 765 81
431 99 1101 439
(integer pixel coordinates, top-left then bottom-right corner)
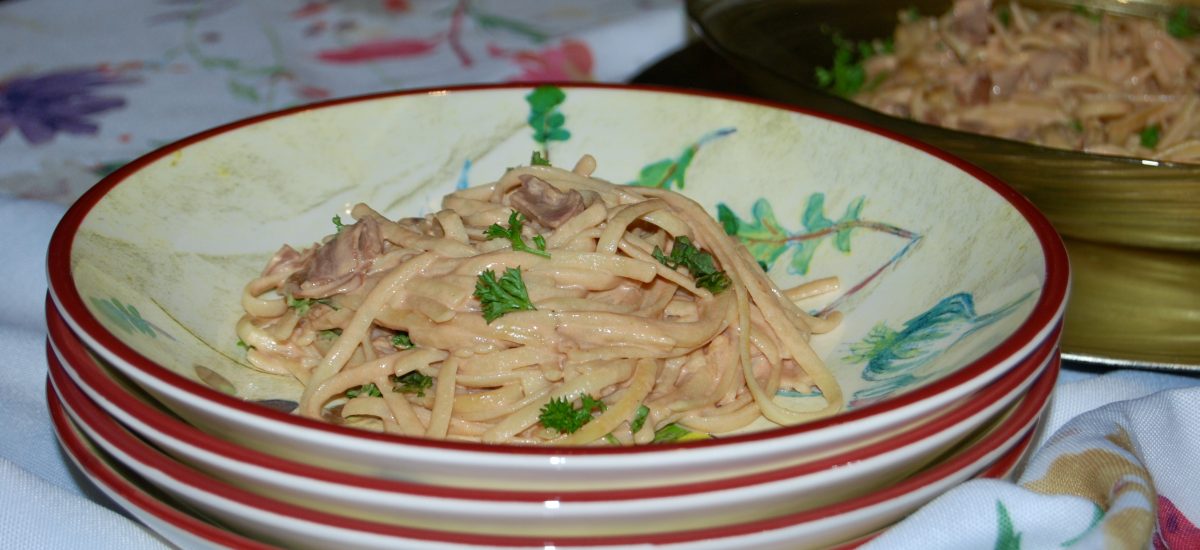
394 371 434 397
814 27 893 97
652 236 731 294
392 332 413 349
486 210 550 258
346 382 382 398
474 267 536 323
629 405 650 433
344 371 435 399
1168 7 1197 38
1140 124 1161 149
530 151 551 166
288 296 333 315
538 394 607 434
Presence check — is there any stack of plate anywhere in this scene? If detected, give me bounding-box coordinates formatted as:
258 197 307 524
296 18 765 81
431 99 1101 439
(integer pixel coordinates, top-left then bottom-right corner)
44 84 1069 549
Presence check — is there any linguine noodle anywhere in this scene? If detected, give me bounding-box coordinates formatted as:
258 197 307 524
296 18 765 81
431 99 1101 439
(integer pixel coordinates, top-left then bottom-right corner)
853 0 1200 164
236 156 843 446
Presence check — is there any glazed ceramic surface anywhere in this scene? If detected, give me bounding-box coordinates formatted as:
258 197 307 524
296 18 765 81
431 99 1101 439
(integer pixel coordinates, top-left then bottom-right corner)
46 300 1060 536
47 84 1068 489
48 348 1056 549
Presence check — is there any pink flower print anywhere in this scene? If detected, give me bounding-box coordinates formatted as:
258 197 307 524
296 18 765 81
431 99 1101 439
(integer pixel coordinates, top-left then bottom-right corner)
1155 495 1200 549
316 36 443 63
490 39 595 82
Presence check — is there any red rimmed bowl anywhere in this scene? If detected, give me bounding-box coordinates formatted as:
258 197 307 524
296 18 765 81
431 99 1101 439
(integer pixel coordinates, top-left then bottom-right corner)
46 293 1061 536
46 83 1068 490
49 348 1056 549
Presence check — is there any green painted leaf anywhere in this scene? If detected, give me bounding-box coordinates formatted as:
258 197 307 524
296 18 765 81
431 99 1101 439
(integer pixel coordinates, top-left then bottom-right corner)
628 128 734 190
719 199 792 269
228 79 260 102
835 197 866 252
90 297 157 338
525 85 569 146
630 159 675 188
995 500 1022 550
470 10 550 42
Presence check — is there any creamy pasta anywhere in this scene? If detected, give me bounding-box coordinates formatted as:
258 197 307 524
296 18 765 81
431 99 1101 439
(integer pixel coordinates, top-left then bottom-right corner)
237 156 843 446
851 0 1200 163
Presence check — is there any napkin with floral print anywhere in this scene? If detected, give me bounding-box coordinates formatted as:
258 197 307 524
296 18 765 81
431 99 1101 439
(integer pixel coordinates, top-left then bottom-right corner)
0 0 685 206
865 369 1200 550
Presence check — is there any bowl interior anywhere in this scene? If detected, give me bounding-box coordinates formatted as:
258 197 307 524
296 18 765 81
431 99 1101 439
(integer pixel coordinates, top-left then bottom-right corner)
54 84 1058 441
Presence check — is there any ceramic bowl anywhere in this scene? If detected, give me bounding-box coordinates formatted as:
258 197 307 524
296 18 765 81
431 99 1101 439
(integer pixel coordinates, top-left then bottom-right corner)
46 294 1061 536
46 83 1068 490
687 0 1200 251
48 347 1056 549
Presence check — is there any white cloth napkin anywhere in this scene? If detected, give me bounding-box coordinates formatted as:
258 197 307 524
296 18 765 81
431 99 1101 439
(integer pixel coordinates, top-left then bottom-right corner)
865 369 1200 549
0 197 170 549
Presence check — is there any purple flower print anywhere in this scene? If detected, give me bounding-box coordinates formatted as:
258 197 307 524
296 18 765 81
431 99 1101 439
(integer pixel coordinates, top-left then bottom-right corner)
0 67 135 146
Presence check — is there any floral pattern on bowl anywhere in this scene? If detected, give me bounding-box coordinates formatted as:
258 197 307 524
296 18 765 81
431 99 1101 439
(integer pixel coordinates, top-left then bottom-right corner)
64 84 1054 423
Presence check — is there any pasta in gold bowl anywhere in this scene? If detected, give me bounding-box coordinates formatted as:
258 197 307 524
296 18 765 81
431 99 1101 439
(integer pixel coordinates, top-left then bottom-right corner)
47 84 1067 490
689 0 1200 251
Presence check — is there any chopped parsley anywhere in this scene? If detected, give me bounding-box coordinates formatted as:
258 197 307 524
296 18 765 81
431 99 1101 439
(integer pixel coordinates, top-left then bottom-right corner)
236 338 251 350
1140 124 1161 149
1073 5 1102 22
997 5 1012 27
652 236 731 294
629 404 650 433
814 27 893 97
344 371 434 399
318 329 341 341
287 296 333 315
530 151 551 166
332 214 346 233
392 332 413 349
474 267 536 323
538 394 607 434
345 382 382 398
486 210 550 258
651 423 694 444
394 370 434 397
1168 7 1197 39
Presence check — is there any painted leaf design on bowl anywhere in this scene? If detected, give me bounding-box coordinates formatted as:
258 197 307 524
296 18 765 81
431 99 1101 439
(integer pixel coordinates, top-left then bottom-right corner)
718 194 923 316
252 399 299 414
845 291 1034 406
525 85 569 161
194 364 236 395
628 127 736 190
89 296 171 339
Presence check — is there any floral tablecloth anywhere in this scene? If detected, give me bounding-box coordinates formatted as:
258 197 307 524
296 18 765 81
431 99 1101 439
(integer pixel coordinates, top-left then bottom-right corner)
3 1 1198 549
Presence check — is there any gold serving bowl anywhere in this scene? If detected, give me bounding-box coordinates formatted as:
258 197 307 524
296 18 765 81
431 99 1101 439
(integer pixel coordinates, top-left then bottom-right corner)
688 0 1200 251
